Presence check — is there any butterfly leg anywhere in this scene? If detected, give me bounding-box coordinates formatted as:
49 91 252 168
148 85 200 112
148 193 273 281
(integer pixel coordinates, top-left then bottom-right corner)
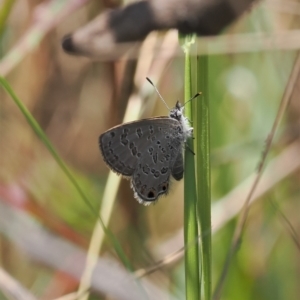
185 143 195 155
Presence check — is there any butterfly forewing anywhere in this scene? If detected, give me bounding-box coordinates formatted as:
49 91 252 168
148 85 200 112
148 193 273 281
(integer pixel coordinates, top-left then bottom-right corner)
99 125 138 176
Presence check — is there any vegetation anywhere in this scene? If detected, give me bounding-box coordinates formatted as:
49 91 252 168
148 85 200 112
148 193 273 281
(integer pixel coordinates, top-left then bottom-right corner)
0 1 299 299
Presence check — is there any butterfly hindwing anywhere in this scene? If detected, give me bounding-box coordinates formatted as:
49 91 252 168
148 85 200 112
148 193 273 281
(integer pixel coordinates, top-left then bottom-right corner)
170 148 184 181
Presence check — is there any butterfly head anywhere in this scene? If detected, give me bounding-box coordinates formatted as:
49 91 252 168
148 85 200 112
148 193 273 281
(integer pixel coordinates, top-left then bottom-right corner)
169 101 184 121
169 101 193 139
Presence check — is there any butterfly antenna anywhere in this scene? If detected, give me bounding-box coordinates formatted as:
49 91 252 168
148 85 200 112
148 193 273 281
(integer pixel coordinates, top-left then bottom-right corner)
183 92 202 107
146 77 170 110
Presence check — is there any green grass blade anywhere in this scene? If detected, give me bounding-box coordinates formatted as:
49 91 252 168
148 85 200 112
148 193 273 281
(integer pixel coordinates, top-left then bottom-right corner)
195 53 212 300
179 34 201 300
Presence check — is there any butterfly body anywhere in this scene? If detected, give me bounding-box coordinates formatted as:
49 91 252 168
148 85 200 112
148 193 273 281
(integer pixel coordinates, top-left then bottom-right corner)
99 101 192 205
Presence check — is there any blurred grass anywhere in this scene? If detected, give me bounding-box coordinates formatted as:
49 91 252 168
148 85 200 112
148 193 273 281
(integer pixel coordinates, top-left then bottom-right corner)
0 76 132 273
0 0 16 35
0 1 300 300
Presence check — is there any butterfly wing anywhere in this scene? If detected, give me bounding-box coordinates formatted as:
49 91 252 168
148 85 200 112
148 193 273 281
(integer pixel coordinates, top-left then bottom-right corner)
170 148 184 181
99 117 173 176
128 119 185 204
99 117 186 203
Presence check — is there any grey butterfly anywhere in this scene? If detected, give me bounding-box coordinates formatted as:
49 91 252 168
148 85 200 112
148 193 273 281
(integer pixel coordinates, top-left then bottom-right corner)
99 80 198 205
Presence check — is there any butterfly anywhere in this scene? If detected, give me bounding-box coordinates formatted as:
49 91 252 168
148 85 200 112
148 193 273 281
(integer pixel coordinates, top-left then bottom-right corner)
99 79 199 205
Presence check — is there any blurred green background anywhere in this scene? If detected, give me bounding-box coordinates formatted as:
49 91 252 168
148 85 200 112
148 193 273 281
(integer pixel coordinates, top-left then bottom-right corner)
0 0 300 299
